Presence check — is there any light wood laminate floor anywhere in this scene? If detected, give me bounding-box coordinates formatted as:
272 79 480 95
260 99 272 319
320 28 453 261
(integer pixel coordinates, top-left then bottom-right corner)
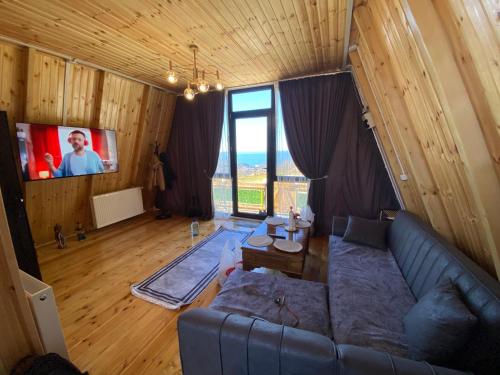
37 213 329 375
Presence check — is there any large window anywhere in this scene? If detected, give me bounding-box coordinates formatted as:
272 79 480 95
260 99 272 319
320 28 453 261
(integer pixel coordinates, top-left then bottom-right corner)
229 87 274 218
213 85 307 217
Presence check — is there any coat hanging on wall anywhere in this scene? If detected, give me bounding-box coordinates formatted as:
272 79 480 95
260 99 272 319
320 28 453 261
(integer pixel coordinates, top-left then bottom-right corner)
149 144 173 219
148 153 166 192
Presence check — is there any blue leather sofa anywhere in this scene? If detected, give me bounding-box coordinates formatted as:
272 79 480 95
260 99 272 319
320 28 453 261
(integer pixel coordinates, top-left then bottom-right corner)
178 211 500 375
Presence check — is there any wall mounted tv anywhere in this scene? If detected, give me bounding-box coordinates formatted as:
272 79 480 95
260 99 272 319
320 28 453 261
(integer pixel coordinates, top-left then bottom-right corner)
16 123 118 181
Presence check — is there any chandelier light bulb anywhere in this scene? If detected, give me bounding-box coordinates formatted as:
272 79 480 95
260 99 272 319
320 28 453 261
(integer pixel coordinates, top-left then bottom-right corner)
215 70 224 91
184 83 195 101
166 71 178 84
198 81 209 93
197 70 209 93
166 61 178 84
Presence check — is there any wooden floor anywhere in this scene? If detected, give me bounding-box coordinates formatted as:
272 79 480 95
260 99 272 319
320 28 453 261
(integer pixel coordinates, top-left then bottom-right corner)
37 213 329 375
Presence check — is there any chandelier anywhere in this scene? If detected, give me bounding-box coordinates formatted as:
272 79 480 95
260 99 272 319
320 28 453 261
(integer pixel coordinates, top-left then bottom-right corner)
166 44 224 100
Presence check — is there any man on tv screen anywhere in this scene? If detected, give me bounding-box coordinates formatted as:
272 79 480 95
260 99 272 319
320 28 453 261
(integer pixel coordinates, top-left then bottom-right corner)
44 130 104 177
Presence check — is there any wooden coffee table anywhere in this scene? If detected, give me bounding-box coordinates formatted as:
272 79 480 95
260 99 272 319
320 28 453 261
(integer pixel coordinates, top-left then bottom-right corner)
241 220 310 278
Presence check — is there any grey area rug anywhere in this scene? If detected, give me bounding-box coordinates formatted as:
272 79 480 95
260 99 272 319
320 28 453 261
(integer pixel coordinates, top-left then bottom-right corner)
131 226 251 310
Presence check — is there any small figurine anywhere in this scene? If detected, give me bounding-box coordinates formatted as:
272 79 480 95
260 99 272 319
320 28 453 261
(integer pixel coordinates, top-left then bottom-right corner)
54 224 66 249
76 222 86 241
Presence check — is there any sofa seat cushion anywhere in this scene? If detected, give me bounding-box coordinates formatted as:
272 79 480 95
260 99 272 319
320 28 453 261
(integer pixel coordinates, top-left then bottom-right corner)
328 236 416 357
210 269 332 338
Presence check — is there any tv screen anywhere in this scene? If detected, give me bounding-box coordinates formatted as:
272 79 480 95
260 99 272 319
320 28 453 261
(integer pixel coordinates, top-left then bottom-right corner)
16 123 118 181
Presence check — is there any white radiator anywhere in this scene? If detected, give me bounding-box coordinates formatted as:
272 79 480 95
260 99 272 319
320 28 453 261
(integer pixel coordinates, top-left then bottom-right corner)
20 270 69 359
91 187 145 229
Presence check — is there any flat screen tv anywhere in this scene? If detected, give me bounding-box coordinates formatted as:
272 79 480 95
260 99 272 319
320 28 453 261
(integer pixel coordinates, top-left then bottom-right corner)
16 123 118 181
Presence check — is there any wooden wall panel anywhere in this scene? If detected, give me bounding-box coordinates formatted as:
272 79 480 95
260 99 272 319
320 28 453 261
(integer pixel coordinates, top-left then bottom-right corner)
1 45 176 245
432 0 500 180
0 42 25 135
25 49 65 124
64 63 101 126
404 0 500 277
0 41 26 186
90 73 149 195
350 0 500 278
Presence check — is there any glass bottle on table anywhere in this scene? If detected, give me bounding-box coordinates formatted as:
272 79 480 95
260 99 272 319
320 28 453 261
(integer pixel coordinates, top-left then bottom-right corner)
191 218 199 237
288 206 296 231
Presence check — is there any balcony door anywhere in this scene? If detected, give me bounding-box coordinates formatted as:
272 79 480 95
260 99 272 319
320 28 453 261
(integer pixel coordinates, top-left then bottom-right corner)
229 86 275 219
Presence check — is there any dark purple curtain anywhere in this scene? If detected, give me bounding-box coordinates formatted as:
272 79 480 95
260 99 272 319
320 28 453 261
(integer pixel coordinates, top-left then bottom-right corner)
164 91 225 219
279 74 399 234
322 79 400 233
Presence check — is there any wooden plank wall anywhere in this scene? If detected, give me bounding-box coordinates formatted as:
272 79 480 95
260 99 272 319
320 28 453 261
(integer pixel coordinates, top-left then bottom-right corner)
350 0 500 278
0 42 25 139
0 42 177 245
432 0 499 180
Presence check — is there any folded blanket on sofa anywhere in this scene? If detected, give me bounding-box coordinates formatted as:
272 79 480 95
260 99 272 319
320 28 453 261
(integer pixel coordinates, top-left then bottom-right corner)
328 236 416 357
210 269 332 338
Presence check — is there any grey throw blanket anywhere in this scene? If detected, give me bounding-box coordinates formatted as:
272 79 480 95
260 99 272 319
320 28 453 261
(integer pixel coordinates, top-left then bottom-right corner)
328 236 417 357
210 269 332 337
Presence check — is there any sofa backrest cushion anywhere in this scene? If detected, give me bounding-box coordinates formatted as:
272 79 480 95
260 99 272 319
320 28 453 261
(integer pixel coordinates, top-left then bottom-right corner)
403 278 478 365
343 216 391 250
332 216 348 236
389 211 500 375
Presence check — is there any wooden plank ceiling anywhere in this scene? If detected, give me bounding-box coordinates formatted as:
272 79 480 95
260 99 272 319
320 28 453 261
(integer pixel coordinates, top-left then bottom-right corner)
0 0 352 90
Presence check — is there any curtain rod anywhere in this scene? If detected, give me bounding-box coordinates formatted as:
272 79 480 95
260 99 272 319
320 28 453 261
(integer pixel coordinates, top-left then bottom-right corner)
222 69 352 93
278 69 352 83
176 69 353 96
0 34 177 94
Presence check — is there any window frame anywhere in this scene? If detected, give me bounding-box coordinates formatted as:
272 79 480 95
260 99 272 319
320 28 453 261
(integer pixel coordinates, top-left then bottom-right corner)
228 85 276 219
229 86 274 113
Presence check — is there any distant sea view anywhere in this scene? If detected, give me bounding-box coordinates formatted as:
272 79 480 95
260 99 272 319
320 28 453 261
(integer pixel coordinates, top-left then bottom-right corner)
217 151 294 168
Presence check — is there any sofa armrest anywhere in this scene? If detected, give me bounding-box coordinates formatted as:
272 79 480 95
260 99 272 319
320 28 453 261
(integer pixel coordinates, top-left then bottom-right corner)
336 344 471 375
177 308 336 375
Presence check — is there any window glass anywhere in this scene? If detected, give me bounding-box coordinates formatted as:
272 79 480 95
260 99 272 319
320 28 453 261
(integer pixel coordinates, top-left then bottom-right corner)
231 88 272 112
235 117 268 215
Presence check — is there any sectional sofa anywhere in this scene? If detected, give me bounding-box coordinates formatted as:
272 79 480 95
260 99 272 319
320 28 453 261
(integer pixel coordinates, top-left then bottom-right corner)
178 211 500 375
